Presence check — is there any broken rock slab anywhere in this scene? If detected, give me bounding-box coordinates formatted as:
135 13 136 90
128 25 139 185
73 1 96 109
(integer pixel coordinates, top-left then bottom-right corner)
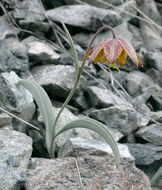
25 154 151 190
0 129 32 190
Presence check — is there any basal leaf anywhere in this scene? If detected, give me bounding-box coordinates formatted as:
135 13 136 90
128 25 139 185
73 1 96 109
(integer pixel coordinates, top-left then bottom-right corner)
54 117 120 167
61 21 79 80
150 166 162 186
19 80 55 157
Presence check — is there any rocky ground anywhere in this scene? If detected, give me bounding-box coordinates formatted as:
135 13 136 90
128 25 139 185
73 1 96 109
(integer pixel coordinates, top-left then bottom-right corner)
0 0 162 190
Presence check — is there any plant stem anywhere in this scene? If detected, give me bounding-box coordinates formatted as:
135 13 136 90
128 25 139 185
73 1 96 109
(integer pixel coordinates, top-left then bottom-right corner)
50 25 116 157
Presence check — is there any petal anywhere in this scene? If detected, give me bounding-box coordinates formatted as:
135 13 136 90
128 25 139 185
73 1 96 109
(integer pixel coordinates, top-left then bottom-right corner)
136 54 143 67
94 49 105 63
117 38 139 67
80 48 94 61
117 50 127 67
88 38 111 65
103 39 123 64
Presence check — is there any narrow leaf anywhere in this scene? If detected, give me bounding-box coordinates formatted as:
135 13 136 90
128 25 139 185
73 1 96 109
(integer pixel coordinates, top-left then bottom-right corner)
54 117 120 167
61 21 79 80
19 80 55 157
150 166 162 186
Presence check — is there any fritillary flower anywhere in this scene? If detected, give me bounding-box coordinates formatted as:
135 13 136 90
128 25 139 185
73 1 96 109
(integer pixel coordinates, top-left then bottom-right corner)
81 26 143 71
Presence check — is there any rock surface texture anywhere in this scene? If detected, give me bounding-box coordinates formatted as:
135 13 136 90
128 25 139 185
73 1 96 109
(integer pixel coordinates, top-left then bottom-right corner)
25 155 151 190
0 129 33 190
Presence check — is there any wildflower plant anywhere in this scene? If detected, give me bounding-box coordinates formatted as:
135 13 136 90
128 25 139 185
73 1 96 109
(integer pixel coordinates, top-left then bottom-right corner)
20 23 142 168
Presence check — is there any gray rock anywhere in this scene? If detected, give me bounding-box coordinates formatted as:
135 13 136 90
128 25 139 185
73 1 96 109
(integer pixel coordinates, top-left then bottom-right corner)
139 0 162 51
0 71 35 132
127 143 162 165
140 24 162 50
0 21 18 40
64 0 124 7
13 0 45 22
115 0 137 22
28 129 49 158
86 86 129 108
151 111 162 123
136 124 162 146
126 71 161 97
0 128 32 190
58 137 134 161
143 51 162 72
140 0 161 25
73 94 90 110
25 156 151 190
0 113 11 128
19 20 50 33
148 89 162 111
31 65 85 100
47 5 121 31
146 68 162 87
0 38 29 74
134 103 151 127
89 104 137 135
27 41 60 63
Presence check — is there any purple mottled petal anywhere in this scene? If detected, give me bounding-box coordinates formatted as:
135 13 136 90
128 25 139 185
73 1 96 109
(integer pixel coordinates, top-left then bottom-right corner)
103 39 123 63
88 38 111 65
117 38 139 67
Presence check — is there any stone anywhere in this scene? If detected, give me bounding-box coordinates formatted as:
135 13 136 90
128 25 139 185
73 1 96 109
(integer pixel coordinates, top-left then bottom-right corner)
126 71 161 97
86 86 129 108
140 0 161 25
0 38 29 74
148 89 162 111
47 5 121 31
27 41 60 63
146 68 162 87
64 0 124 7
139 0 162 51
25 156 151 190
0 21 18 40
31 64 85 100
143 51 162 72
58 137 134 161
0 128 32 190
133 103 151 127
0 71 35 132
19 20 50 33
13 0 45 22
89 104 137 135
28 129 49 158
140 24 162 50
73 94 90 110
127 143 162 165
136 124 162 146
0 113 11 128
151 111 162 123
115 0 137 22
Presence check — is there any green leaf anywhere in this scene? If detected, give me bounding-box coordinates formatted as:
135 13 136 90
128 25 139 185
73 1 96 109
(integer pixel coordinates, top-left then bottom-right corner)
19 80 55 157
150 166 162 186
54 117 120 167
61 21 79 80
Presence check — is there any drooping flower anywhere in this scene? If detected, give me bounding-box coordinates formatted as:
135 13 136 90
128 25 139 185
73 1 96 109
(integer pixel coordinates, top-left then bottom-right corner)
81 37 143 71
